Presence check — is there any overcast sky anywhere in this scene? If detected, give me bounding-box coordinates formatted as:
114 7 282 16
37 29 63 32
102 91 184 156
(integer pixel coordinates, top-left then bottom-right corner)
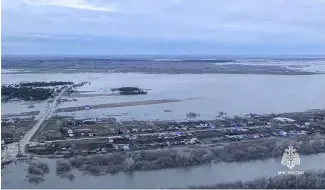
2 0 325 56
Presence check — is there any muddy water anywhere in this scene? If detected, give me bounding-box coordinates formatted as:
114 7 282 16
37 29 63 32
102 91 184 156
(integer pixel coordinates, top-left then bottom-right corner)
2 153 325 189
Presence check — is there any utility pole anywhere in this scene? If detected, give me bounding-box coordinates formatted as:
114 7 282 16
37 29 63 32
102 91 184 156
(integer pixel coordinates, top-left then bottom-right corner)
17 141 22 157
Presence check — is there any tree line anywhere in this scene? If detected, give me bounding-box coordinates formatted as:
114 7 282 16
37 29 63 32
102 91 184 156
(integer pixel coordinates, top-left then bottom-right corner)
55 135 325 176
1 81 73 101
1 85 54 101
189 171 325 189
19 81 73 87
111 87 147 95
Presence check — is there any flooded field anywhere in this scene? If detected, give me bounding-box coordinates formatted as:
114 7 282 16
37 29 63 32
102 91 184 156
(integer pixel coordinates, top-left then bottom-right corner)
2 72 325 121
2 62 325 189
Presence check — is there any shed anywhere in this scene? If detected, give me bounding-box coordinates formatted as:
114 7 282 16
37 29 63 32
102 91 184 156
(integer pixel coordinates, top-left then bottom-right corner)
74 128 93 133
279 131 287 136
189 138 198 144
273 117 295 123
113 138 130 145
122 145 130 151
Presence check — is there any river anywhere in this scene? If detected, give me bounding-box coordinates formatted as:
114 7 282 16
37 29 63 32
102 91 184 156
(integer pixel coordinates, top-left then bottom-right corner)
2 154 325 189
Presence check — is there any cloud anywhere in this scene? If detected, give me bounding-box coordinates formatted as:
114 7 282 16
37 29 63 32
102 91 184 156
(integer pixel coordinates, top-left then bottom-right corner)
25 0 115 12
2 0 325 55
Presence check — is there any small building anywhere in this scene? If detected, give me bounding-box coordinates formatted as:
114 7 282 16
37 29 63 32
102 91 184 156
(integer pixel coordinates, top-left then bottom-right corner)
131 129 139 133
273 117 295 123
279 131 287 136
83 118 96 124
113 137 130 145
209 123 216 129
136 135 152 144
122 145 130 151
297 130 307 135
189 138 199 144
112 137 130 150
247 134 260 139
74 128 93 137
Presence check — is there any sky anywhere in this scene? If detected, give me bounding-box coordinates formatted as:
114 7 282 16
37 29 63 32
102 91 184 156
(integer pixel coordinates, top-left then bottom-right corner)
1 0 325 56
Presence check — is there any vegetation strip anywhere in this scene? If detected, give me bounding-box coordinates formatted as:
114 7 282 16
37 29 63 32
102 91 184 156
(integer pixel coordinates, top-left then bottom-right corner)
188 171 325 189
54 135 325 176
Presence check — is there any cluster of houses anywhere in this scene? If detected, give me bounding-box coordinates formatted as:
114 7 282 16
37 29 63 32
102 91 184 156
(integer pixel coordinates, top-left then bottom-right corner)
1 119 17 125
66 117 117 125
132 131 200 150
27 136 131 156
57 115 314 141
27 129 203 156
25 111 325 156
58 117 118 138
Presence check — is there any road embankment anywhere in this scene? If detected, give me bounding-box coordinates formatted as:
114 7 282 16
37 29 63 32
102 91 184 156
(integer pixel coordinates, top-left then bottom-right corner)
55 99 182 113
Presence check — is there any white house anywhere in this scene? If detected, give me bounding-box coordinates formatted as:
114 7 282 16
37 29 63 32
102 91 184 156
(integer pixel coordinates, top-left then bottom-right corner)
273 117 295 123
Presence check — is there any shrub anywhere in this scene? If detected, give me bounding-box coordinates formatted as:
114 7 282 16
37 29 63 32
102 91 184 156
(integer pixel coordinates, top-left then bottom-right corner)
27 162 49 175
56 160 72 175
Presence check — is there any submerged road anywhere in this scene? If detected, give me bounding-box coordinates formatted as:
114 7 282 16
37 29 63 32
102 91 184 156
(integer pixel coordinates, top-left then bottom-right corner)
2 86 70 161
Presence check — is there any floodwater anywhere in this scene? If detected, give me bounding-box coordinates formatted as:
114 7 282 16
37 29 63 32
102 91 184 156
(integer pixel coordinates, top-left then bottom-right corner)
2 66 325 188
2 154 325 189
2 72 325 121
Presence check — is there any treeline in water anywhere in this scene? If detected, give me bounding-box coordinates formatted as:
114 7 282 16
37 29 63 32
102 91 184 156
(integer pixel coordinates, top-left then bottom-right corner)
111 87 147 95
1 85 54 101
56 135 325 176
26 161 50 184
19 81 73 87
189 171 325 189
1 81 74 101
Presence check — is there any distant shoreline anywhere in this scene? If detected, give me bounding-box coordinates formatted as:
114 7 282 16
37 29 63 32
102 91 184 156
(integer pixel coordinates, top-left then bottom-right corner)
2 57 324 75
1 67 322 75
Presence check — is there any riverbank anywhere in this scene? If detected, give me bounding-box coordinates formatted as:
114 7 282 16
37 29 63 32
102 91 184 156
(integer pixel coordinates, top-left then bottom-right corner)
189 170 325 189
3 151 325 189
54 135 325 176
